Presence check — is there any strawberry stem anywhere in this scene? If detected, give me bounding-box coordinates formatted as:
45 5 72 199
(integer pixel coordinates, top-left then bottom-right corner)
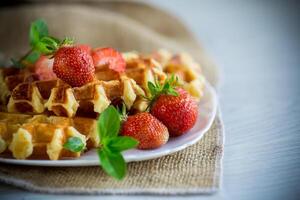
144 74 179 111
18 49 34 63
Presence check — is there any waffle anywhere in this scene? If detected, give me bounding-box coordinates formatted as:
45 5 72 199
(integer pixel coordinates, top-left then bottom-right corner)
0 68 39 107
0 112 99 160
1 57 168 117
150 49 206 100
122 55 167 95
3 75 148 118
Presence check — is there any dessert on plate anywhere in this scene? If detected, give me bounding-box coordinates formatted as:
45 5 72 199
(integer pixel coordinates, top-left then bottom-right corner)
0 19 205 179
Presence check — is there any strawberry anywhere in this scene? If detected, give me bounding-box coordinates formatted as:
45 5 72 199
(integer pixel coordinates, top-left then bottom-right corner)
146 75 198 136
151 88 198 136
78 44 92 55
92 47 126 72
121 112 169 149
34 55 57 80
53 46 95 87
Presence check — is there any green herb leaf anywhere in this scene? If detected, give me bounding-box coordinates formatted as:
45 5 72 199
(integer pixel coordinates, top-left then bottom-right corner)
144 74 179 111
63 137 85 153
25 51 40 63
60 37 74 46
167 87 178 96
106 136 139 152
96 105 138 180
98 148 126 180
29 19 49 46
10 58 23 68
147 82 156 96
98 106 120 139
33 36 60 54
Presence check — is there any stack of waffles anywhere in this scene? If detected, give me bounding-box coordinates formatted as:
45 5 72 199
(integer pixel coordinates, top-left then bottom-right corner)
0 50 205 160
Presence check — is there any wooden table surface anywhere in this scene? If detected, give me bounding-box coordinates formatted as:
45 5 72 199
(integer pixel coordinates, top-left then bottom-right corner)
1 1 300 200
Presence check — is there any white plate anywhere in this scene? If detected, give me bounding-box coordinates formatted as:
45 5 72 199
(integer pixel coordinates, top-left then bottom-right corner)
0 81 217 167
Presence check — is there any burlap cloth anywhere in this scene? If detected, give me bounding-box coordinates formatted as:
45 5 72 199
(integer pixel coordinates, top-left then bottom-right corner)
0 1 224 195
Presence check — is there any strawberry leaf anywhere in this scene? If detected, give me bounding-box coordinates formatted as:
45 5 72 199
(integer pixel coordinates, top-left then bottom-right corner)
98 148 126 180
63 137 85 153
98 106 120 139
147 82 156 96
106 136 139 152
145 74 179 110
60 37 74 46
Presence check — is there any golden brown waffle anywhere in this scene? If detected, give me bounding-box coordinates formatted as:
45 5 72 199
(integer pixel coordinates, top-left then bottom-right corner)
0 68 39 107
1 60 162 117
1 50 204 118
123 56 167 93
0 112 99 160
149 49 205 100
3 75 147 117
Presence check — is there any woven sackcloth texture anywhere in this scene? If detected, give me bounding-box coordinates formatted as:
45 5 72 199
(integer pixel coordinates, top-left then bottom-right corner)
0 1 224 195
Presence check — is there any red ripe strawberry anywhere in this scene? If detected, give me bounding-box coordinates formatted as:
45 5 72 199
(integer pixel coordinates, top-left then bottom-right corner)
34 55 57 80
121 112 169 149
53 46 95 87
92 47 126 72
78 44 92 55
150 88 198 136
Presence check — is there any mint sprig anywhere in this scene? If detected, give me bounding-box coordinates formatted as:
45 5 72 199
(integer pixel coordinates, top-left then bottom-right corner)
63 136 85 153
98 105 120 139
29 19 49 46
106 136 139 152
98 148 126 180
11 19 73 68
97 106 138 180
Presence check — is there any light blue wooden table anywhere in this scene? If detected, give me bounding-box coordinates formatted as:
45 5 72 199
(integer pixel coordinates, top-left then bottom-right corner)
1 1 300 199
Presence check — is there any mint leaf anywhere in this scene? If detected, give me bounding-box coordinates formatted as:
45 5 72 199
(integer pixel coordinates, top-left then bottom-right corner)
98 106 120 139
29 19 48 46
98 148 126 180
34 41 53 54
107 136 138 152
29 20 60 55
25 51 40 63
63 137 85 153
33 36 60 54
96 105 138 180
10 58 23 68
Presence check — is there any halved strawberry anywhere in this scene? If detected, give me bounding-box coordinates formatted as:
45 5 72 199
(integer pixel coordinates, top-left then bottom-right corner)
91 47 126 72
34 55 57 80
